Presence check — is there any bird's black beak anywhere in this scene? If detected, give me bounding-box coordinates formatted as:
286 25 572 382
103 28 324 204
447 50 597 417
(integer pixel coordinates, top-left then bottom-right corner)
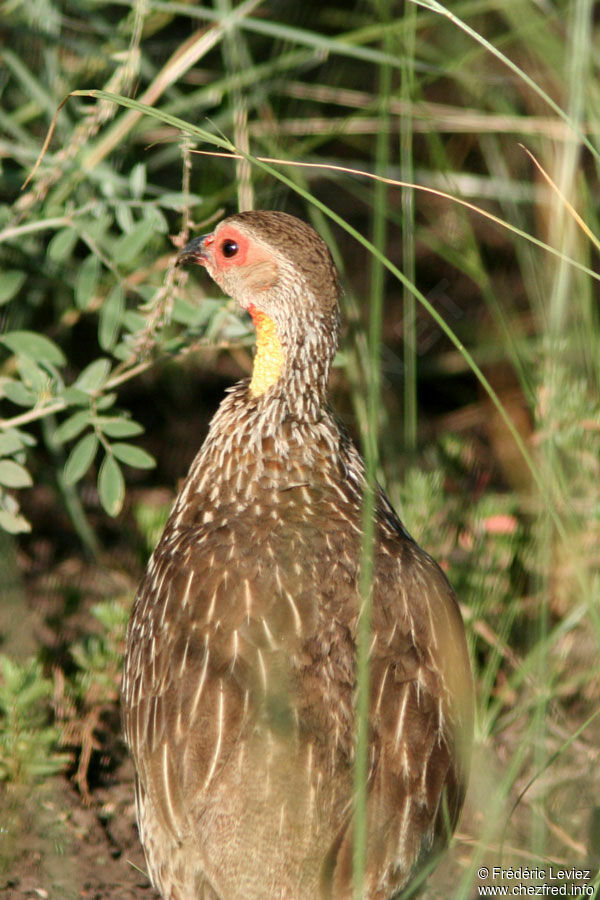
176 234 212 267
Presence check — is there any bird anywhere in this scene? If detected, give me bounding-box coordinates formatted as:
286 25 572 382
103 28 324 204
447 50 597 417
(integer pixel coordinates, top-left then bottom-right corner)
122 210 473 900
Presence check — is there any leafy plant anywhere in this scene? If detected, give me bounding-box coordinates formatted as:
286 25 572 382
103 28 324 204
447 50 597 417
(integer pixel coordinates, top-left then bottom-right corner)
0 655 70 783
62 600 130 799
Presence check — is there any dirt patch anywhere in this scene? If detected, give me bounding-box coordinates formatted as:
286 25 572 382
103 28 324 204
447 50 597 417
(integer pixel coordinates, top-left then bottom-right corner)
0 759 158 900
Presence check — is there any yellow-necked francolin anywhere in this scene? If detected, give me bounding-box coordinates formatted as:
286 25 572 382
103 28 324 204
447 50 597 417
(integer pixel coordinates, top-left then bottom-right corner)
122 210 473 900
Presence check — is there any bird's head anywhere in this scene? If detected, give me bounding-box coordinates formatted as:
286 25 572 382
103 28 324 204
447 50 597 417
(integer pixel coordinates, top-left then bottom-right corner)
177 211 340 400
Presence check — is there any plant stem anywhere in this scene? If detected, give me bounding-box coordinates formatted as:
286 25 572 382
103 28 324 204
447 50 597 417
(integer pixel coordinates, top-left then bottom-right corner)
401 0 417 455
353 3 392 895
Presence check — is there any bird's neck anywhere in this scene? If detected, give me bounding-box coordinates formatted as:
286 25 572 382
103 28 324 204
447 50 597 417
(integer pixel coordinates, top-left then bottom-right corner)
171 382 345 524
247 305 336 418
248 305 285 397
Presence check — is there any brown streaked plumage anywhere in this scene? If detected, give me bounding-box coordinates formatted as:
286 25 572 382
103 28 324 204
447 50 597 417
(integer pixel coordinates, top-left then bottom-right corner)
122 210 473 900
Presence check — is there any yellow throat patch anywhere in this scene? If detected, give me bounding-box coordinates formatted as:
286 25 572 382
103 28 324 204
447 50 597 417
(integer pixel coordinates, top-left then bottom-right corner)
248 306 285 397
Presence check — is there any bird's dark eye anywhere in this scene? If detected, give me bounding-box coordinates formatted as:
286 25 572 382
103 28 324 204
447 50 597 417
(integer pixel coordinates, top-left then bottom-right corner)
221 239 239 258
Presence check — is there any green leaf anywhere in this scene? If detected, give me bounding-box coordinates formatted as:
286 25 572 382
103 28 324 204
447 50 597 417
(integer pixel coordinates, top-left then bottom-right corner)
159 192 204 211
111 442 155 469
0 379 35 407
145 205 168 234
113 220 154 265
98 285 125 351
215 311 251 341
0 460 32 488
17 356 48 393
74 358 111 393
0 509 31 534
75 254 101 310
112 343 130 362
98 417 144 438
129 163 147 198
77 213 111 246
0 431 24 456
0 270 26 306
98 454 124 516
63 432 98 485
171 298 206 327
47 228 78 262
0 330 66 366
17 429 37 448
96 393 117 411
60 387 91 406
54 410 91 444
122 310 146 333
115 203 134 235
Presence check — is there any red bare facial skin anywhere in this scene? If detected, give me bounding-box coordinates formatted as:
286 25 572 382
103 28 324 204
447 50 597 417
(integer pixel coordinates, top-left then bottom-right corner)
208 226 248 268
177 224 279 307
207 227 278 300
175 226 249 270
207 225 279 275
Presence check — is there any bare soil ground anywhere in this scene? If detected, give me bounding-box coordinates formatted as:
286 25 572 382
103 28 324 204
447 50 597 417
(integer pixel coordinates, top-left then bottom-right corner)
0 765 158 900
